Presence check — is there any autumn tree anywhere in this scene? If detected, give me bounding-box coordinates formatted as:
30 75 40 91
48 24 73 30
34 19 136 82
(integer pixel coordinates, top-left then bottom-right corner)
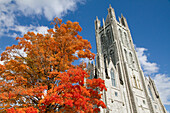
0 18 107 113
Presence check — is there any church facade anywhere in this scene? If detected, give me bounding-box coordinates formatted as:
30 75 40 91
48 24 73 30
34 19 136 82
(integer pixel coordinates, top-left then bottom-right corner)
87 5 167 113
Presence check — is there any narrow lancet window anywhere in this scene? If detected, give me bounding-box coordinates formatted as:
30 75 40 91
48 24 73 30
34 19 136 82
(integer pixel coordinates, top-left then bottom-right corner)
148 85 154 100
119 29 123 43
133 76 138 88
101 34 104 43
104 54 109 78
124 49 128 63
101 34 106 50
107 29 113 44
110 50 116 65
124 32 129 47
110 69 116 87
129 52 134 68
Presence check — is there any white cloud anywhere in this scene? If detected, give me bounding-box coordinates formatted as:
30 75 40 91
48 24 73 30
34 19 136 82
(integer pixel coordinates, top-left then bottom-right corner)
15 0 84 20
153 74 170 105
0 47 27 65
136 47 159 75
12 48 27 58
0 0 84 37
80 58 92 64
0 59 4 65
11 25 49 37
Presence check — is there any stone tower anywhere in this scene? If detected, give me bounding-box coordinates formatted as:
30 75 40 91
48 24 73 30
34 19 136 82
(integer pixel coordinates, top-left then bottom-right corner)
88 5 167 113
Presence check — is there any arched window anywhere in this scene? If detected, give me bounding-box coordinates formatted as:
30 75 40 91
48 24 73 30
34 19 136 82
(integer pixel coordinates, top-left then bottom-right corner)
110 69 116 87
124 49 128 63
148 85 154 100
101 34 104 43
133 75 137 87
104 54 109 78
101 34 107 50
124 32 129 47
110 50 116 65
104 54 107 67
137 79 141 89
119 29 123 43
129 52 134 68
107 29 113 44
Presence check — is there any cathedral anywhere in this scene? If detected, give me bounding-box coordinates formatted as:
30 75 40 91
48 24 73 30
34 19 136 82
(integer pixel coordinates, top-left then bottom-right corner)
87 5 167 113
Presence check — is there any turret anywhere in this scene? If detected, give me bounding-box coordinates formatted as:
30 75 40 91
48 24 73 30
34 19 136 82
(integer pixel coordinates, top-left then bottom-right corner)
95 16 101 31
95 16 102 55
102 18 105 32
119 14 129 28
108 4 116 19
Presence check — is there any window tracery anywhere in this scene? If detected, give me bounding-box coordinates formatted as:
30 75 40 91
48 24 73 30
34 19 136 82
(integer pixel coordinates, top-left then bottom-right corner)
110 50 116 65
107 29 113 44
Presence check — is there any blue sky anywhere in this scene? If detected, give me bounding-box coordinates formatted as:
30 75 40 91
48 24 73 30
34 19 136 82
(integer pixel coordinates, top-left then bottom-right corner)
0 0 170 112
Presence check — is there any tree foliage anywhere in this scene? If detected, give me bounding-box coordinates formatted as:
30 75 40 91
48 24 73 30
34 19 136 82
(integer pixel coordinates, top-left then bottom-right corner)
0 18 107 113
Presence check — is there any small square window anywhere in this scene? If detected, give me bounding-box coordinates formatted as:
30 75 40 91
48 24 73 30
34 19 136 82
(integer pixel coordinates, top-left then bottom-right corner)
115 92 118 96
143 100 145 104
